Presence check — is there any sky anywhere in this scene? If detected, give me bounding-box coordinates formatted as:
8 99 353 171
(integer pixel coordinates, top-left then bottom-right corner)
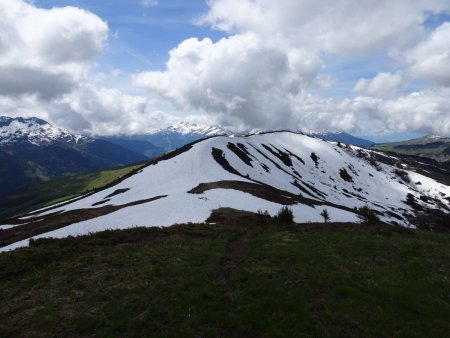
1 0 450 141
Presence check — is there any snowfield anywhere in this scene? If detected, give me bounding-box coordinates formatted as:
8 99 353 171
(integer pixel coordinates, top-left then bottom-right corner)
1 132 449 251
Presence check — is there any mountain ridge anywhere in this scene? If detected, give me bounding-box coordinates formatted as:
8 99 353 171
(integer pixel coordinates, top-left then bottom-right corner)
0 116 88 146
0 116 147 196
2 131 449 251
148 121 230 137
371 134 450 162
111 121 231 154
306 131 375 147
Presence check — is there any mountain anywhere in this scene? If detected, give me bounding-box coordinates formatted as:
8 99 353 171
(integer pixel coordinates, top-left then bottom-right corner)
0 116 87 145
307 131 375 147
2 131 449 251
99 136 164 158
99 122 229 158
142 121 230 152
372 135 450 162
0 116 147 196
102 124 375 158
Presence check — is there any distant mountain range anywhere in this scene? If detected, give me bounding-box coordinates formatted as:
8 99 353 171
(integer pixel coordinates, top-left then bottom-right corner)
371 135 450 162
3 115 448 201
0 116 146 196
102 121 230 156
2 131 449 251
147 121 230 150
105 123 375 157
306 131 375 147
99 136 164 158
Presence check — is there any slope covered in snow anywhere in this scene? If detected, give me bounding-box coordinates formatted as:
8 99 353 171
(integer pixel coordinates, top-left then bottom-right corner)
0 116 88 146
1 132 449 251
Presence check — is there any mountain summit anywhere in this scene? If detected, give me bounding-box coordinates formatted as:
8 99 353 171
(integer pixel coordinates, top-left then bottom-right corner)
150 121 229 137
143 121 230 152
0 116 87 146
2 132 449 251
0 116 146 196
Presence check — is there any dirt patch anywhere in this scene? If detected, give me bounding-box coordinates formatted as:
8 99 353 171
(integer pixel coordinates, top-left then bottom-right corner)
91 199 111 207
262 144 293 167
105 188 130 198
190 181 356 214
227 143 253 167
211 148 244 177
339 168 354 183
190 180 299 205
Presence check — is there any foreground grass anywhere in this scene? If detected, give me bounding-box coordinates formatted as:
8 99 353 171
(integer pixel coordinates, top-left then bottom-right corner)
0 220 449 337
0 162 148 220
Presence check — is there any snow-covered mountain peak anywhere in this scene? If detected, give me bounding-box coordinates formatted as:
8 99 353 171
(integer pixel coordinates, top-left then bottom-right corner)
150 121 229 136
0 116 89 146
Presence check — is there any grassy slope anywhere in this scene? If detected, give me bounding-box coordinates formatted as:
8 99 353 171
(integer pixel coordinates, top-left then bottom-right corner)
372 143 447 157
371 136 450 159
0 162 148 220
1 215 449 337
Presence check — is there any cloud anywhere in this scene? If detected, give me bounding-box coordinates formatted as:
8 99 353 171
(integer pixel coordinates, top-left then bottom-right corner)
133 33 330 129
51 84 169 135
353 72 405 98
2 0 450 137
0 66 75 99
380 89 450 135
0 82 181 135
404 22 450 86
141 0 158 7
133 0 450 135
0 0 108 99
199 0 449 55
292 89 450 136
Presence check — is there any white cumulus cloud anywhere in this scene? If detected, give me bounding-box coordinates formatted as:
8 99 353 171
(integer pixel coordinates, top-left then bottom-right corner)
133 0 450 135
141 0 158 7
0 0 108 99
404 22 450 86
353 72 405 98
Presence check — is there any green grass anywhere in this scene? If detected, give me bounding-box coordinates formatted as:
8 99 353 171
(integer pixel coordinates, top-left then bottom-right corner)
0 162 148 220
1 216 449 337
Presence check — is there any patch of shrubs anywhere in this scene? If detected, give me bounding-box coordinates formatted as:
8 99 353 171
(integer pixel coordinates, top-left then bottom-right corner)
339 168 354 182
257 209 272 225
394 169 411 183
356 205 379 224
274 206 294 224
310 152 319 167
320 208 330 223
